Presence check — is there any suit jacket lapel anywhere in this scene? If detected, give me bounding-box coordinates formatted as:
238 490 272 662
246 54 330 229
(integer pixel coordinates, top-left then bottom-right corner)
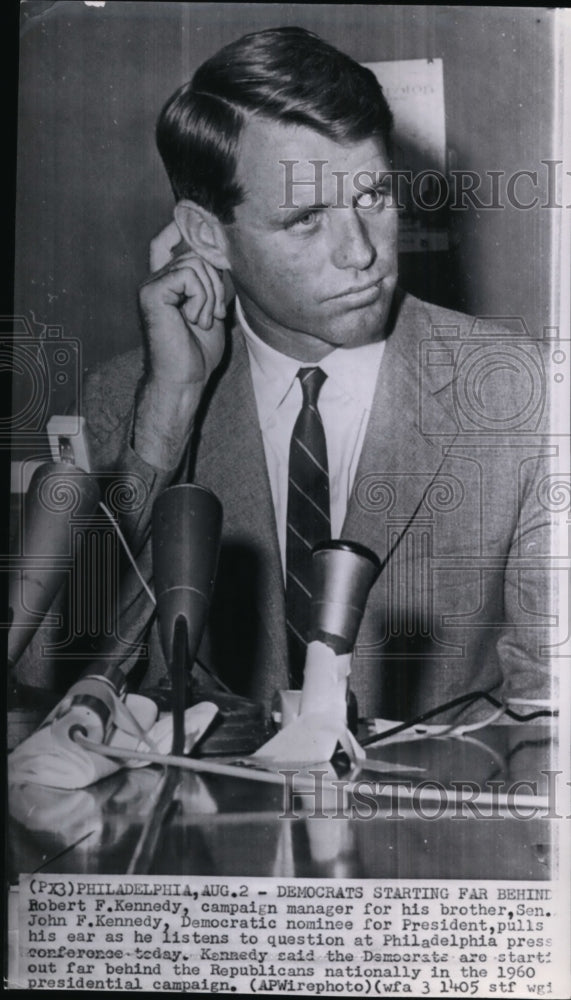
343 293 458 567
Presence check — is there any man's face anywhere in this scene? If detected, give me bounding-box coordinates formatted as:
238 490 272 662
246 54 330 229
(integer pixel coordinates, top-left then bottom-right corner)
221 118 399 361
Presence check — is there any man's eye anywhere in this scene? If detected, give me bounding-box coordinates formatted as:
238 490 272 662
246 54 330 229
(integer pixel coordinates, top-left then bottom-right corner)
289 210 319 229
355 187 387 210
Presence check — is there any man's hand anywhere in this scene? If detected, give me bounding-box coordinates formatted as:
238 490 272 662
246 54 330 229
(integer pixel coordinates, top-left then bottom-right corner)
139 235 226 386
133 222 227 469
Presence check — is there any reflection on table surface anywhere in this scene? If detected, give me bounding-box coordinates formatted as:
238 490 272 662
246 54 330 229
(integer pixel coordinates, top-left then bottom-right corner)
8 722 556 881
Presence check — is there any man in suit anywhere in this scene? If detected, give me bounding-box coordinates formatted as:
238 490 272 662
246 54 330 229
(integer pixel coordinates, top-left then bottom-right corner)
20 26 554 722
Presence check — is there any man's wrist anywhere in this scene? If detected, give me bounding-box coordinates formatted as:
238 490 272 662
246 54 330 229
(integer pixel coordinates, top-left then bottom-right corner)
133 377 198 471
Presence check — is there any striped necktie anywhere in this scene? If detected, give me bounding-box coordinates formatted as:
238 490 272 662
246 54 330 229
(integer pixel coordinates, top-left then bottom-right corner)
286 366 331 687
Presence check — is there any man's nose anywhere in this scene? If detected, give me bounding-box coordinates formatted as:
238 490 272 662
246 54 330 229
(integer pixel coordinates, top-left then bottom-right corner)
330 210 377 270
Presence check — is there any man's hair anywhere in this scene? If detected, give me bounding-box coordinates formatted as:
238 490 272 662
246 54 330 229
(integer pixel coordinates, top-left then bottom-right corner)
156 26 394 223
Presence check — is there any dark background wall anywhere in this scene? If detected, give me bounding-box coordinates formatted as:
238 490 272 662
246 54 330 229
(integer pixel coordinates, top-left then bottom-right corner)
14 3 556 433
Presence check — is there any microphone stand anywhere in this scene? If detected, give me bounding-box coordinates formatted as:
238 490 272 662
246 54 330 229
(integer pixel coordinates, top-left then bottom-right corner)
171 616 190 757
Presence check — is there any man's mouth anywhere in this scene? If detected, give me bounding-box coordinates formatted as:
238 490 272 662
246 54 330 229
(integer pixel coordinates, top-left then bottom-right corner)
327 278 383 304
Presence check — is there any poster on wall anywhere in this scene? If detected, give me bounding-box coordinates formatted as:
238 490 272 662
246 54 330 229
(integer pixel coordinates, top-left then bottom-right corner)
367 57 449 251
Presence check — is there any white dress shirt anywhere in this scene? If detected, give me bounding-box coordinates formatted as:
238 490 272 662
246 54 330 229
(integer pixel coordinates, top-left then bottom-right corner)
236 298 385 577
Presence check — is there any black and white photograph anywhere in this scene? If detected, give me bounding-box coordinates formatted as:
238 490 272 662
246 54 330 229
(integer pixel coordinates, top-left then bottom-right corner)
5 3 571 994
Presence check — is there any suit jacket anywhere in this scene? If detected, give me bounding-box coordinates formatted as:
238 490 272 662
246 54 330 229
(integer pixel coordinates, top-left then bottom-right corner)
17 292 553 719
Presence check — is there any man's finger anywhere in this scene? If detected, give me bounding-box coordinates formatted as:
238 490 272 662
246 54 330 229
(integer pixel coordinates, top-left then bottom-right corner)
149 220 188 272
194 263 217 330
179 275 208 326
171 256 225 329
213 270 229 320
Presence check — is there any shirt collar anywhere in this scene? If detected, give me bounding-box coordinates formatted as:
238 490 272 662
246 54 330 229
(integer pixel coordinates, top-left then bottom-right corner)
236 296 385 420
237 297 301 416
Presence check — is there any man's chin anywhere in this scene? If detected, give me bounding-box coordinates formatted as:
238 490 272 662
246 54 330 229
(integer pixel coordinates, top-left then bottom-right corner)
325 299 393 349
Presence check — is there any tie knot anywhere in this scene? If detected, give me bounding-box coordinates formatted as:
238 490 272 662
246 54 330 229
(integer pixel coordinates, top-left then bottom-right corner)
297 367 326 407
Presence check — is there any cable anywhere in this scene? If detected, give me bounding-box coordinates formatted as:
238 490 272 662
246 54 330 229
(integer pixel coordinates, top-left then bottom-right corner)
507 697 553 708
503 705 556 721
486 736 552 785
454 733 508 774
98 502 156 606
448 704 506 736
359 691 556 748
194 658 233 695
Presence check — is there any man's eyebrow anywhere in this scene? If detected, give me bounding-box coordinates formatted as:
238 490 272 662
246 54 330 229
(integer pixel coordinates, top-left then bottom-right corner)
268 202 328 226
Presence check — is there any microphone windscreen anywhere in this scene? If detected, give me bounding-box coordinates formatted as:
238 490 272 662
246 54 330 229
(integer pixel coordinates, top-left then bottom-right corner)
308 540 381 654
152 483 223 666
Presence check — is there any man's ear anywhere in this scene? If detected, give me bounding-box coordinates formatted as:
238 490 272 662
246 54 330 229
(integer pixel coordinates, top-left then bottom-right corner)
174 200 231 271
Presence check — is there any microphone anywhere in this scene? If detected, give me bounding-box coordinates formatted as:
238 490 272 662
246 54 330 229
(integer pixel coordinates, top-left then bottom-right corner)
308 540 381 655
49 662 128 746
152 481 222 660
8 461 101 670
152 484 223 754
298 540 381 729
